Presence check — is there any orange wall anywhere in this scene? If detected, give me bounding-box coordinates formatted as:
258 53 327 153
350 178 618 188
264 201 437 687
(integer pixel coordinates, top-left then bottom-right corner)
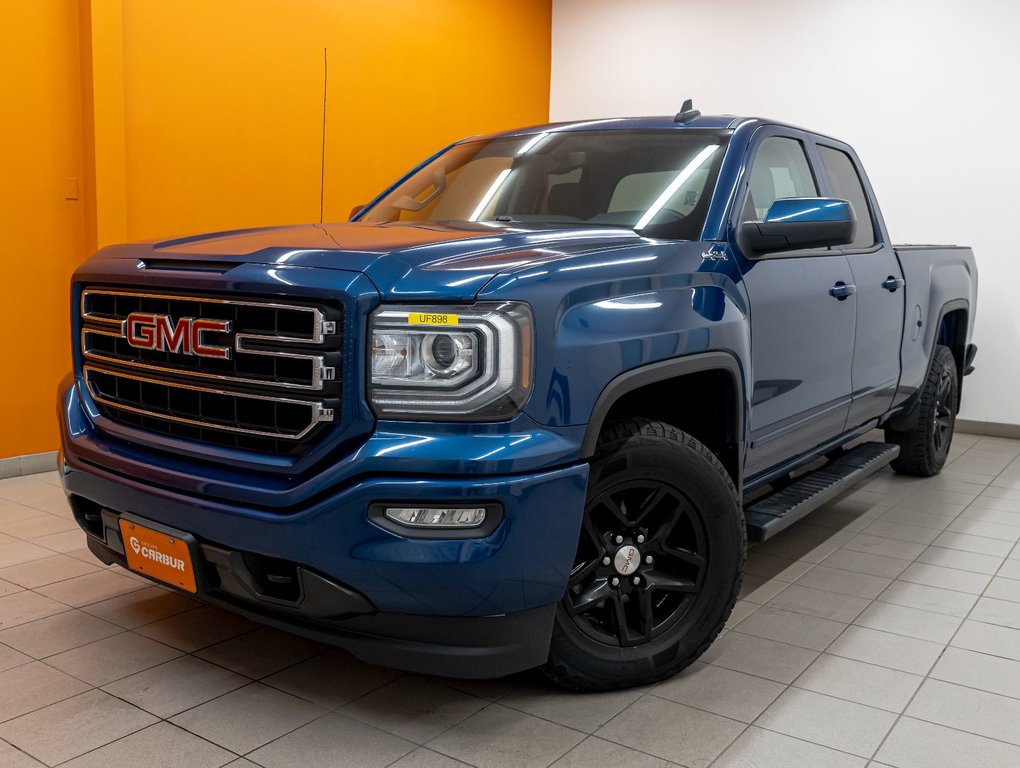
117 0 552 242
0 0 551 459
0 1 87 460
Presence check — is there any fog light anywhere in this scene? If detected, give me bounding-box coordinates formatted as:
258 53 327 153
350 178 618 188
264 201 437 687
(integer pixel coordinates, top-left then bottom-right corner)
384 507 487 528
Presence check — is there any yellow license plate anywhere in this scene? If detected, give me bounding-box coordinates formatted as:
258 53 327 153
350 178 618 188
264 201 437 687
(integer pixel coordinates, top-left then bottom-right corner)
119 518 198 593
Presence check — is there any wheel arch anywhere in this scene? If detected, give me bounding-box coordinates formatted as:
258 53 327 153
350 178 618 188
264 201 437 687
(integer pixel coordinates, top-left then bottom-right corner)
580 352 746 486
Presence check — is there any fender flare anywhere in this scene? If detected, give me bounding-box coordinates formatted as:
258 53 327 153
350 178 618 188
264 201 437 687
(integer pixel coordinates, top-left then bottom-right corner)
579 351 746 459
886 298 970 432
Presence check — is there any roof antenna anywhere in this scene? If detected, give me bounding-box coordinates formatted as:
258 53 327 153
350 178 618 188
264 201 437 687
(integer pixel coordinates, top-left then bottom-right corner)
674 98 701 124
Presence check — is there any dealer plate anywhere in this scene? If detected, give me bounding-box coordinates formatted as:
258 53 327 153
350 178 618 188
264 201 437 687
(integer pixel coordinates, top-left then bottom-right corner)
118 518 198 593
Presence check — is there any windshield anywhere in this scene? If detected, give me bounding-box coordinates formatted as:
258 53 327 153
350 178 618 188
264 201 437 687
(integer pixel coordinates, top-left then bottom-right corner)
360 129 729 240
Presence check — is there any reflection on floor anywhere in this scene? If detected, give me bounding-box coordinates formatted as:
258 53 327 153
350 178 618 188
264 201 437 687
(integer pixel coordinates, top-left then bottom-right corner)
1 432 1019 767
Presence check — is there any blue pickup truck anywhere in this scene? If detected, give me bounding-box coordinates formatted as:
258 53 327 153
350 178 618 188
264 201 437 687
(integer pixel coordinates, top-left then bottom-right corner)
59 106 977 690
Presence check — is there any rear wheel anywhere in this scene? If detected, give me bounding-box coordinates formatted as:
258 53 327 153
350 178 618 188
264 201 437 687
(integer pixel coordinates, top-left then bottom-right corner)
543 419 744 691
886 344 958 477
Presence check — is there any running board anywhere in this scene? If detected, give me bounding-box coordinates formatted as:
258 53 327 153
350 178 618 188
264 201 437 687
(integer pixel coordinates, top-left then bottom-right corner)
745 442 900 543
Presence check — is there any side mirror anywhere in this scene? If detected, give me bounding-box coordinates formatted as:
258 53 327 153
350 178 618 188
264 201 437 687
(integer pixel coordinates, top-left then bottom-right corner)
741 197 856 255
349 204 366 221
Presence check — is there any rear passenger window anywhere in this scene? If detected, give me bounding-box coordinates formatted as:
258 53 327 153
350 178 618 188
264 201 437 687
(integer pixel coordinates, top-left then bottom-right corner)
744 137 817 220
818 146 875 249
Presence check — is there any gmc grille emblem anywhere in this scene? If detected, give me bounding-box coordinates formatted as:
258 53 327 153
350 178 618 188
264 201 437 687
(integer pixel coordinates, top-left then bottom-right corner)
124 312 232 359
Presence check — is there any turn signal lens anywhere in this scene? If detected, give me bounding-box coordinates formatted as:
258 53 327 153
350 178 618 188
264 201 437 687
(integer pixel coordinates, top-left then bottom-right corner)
383 507 487 528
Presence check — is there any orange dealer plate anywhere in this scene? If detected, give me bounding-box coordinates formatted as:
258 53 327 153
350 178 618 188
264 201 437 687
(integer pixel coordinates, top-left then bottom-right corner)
118 518 198 593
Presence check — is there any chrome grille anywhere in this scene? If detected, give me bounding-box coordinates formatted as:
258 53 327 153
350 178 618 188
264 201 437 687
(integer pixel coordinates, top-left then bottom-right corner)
79 287 343 453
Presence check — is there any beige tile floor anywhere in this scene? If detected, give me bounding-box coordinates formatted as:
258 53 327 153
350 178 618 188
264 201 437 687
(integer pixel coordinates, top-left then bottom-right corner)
1 432 1019 767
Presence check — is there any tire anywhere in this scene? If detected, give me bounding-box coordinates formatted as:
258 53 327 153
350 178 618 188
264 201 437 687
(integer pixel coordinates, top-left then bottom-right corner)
886 344 958 477
543 418 745 691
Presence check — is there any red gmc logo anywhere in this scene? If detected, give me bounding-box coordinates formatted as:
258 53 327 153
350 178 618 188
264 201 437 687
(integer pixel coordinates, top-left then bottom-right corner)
125 313 232 359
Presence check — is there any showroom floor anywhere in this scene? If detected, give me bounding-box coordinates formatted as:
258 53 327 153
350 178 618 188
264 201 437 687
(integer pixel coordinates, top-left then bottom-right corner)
1 434 1019 768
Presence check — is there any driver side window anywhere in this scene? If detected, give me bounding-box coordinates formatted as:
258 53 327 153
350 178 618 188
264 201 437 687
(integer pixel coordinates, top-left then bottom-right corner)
743 136 818 220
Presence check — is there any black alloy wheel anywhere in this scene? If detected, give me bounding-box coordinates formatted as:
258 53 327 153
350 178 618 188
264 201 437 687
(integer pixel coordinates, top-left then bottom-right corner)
544 418 744 691
565 480 707 648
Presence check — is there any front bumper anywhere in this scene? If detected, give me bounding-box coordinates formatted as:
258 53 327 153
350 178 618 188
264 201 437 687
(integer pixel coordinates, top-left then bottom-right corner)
59 381 589 677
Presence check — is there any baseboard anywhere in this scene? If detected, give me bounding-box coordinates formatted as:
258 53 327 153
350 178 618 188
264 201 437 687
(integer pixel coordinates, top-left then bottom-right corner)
956 419 1020 440
0 451 58 480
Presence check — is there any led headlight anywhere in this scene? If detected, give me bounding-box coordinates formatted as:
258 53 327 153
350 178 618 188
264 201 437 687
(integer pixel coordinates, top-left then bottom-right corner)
369 302 533 420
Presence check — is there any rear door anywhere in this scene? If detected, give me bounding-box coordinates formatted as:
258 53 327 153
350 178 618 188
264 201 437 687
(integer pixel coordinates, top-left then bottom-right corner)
816 142 905 427
732 129 857 479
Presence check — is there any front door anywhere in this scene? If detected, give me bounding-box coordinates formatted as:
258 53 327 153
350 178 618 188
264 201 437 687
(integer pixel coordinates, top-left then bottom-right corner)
733 132 857 479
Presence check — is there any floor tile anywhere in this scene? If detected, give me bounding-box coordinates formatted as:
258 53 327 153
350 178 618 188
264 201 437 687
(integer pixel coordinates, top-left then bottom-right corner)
431 704 586 768
946 517 1020 542
390 748 478 768
951 619 1020 661
194 627 325 679
103 655 249 718
0 689 157 765
755 687 895 758
0 740 46 768
876 716 1020 768
826 625 943 675
915 545 1003 574
651 661 784 722
896 562 991 594
0 577 20 597
0 641 31 673
0 554 99 588
594 696 742 768
713 726 865 768
249 712 415 768
969 596 1020 630
907 678 1020 746
862 519 941 546
0 610 121 658
549 736 671 768
744 551 814 582
767 583 871 622
134 605 257 652
852 600 962 644
0 480 69 514
795 565 891 599
170 682 326 753
31 528 89 553
732 606 845 651
699 630 817 683
930 531 1013 556
877 580 978 617
929 646 1020 700
35 569 146 607
340 676 489 742
738 573 788 604
843 534 925 561
0 661 91 722
820 548 911 579
46 631 182 686
262 649 402 709
0 514 78 540
499 679 639 733
984 576 1020 603
59 721 234 768
80 585 196 628
0 541 54 569
0 589 69 629
793 653 922 712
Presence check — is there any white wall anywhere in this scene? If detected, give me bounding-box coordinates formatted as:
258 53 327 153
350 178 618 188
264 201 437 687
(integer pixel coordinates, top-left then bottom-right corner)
551 0 1020 425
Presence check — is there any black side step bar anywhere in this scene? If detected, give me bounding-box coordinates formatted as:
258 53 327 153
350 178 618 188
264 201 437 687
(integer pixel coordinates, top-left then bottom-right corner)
745 442 900 543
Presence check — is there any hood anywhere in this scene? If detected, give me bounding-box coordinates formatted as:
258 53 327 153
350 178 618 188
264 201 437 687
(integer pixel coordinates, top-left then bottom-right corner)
102 221 647 300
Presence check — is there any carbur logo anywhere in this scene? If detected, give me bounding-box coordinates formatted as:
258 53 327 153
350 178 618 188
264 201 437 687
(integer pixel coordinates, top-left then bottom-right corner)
131 537 186 572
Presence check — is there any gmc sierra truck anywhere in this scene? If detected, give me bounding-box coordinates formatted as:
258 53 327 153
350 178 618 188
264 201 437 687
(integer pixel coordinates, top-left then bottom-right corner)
58 106 978 690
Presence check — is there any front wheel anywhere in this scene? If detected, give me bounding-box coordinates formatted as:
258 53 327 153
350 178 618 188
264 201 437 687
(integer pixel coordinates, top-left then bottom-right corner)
543 419 745 691
886 344 958 477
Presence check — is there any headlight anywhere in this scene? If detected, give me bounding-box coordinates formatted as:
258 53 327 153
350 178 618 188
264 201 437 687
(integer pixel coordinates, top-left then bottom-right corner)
369 302 533 420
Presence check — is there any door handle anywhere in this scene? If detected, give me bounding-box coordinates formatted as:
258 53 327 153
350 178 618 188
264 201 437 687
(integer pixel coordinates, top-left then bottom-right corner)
829 281 856 300
882 276 906 292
